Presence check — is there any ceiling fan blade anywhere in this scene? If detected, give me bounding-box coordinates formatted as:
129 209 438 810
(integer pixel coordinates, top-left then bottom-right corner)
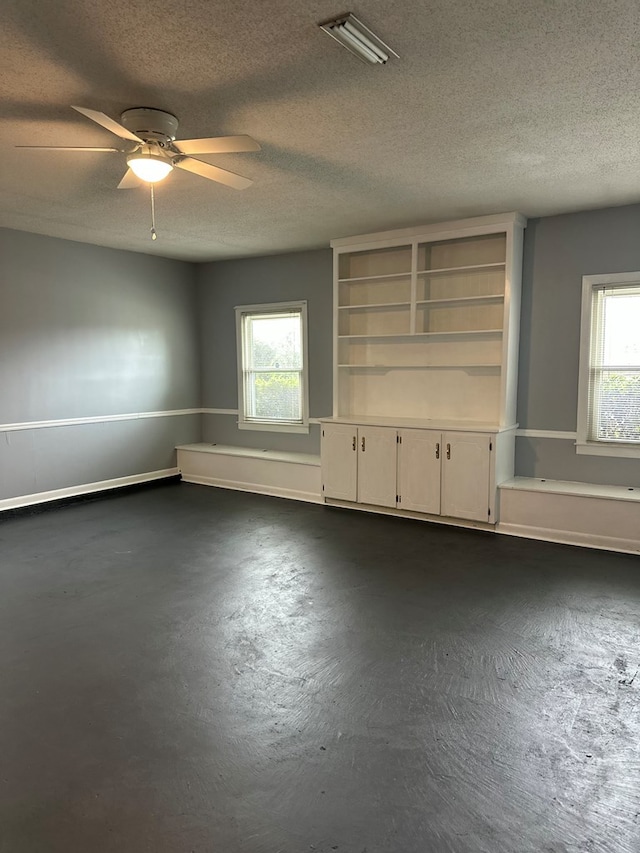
15 145 119 151
173 135 261 156
175 157 253 190
71 105 143 143
117 169 142 189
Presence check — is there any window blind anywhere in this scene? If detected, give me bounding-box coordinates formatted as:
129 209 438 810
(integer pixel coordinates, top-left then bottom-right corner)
587 284 640 443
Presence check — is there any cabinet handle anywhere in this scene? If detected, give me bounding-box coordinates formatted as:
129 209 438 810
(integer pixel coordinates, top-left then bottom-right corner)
435 442 440 459
446 443 451 460
361 436 366 452
352 436 356 451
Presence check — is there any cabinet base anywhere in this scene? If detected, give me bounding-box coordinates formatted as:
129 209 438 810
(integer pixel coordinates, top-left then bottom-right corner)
324 498 496 531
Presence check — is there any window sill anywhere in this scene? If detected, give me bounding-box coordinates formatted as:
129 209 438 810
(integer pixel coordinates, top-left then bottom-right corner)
238 420 310 435
576 441 640 459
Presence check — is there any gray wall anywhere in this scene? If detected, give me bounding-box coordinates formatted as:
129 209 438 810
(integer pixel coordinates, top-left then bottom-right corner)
198 207 640 483
0 229 201 501
5 202 640 502
517 204 640 486
197 248 333 454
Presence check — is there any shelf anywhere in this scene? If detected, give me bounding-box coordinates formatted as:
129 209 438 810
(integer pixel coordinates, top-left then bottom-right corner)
338 301 411 310
416 294 504 307
320 415 514 432
338 363 501 370
339 296 504 310
338 333 410 340
338 329 503 340
417 262 505 276
338 271 412 283
339 263 504 284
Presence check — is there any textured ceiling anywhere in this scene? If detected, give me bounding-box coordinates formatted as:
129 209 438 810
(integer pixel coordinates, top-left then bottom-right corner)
2 0 640 260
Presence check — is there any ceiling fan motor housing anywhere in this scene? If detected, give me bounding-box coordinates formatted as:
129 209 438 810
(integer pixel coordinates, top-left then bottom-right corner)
121 108 179 142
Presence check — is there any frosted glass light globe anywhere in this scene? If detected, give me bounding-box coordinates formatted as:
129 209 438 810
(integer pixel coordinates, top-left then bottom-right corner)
127 149 173 183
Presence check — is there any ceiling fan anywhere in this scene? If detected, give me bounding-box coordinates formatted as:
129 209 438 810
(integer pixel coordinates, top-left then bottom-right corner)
17 105 260 191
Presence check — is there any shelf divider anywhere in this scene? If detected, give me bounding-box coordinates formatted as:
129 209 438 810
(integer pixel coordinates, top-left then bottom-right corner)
338 363 502 370
417 261 506 276
338 271 412 283
338 301 411 310
416 294 504 307
338 329 503 340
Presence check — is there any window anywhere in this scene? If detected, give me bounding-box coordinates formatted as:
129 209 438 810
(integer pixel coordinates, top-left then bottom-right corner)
577 273 640 457
235 301 309 433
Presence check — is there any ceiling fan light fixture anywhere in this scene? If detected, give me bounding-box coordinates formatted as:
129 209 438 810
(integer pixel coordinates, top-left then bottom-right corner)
127 145 173 182
18 106 259 195
319 13 398 64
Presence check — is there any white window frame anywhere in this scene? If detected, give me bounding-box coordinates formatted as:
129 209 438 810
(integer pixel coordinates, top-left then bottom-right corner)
577 272 640 458
235 301 309 434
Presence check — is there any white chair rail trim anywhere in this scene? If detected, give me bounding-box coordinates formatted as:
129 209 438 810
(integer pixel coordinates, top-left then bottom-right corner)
0 408 202 433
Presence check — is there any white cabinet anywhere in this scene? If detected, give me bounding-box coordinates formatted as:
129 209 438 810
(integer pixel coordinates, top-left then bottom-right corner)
358 426 397 508
322 422 496 524
322 423 397 507
321 422 357 502
397 429 441 515
441 432 492 521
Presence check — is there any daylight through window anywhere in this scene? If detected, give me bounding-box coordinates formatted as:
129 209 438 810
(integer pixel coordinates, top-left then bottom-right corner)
582 280 640 446
236 302 308 432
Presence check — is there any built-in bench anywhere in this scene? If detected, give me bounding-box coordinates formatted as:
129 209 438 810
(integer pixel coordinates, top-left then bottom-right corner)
498 477 640 554
177 448 640 553
176 443 322 504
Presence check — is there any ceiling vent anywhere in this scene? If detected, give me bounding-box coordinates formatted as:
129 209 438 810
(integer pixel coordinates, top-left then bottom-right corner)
319 13 398 65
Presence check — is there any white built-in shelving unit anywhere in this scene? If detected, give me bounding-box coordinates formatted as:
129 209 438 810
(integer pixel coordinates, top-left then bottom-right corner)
332 213 525 426
321 213 526 526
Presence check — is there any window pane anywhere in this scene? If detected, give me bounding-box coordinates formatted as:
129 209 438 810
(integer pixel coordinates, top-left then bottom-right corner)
246 371 302 421
247 314 302 370
589 285 640 443
594 370 640 442
602 294 640 367
237 303 307 428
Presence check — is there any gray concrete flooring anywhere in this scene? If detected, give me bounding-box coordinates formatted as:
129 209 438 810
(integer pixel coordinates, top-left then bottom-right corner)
1 481 639 853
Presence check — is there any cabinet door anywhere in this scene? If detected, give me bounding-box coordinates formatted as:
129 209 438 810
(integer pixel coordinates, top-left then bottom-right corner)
398 429 442 515
441 432 492 522
358 426 397 508
321 423 358 501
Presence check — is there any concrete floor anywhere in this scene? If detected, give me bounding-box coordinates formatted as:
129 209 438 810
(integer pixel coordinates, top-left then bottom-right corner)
1 482 639 853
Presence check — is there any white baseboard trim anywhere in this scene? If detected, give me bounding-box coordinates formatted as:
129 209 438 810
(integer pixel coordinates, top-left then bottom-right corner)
181 473 322 504
498 523 640 556
325 498 495 531
0 468 179 513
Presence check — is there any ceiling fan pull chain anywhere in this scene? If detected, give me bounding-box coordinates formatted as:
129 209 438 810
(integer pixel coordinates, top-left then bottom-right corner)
150 183 158 241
